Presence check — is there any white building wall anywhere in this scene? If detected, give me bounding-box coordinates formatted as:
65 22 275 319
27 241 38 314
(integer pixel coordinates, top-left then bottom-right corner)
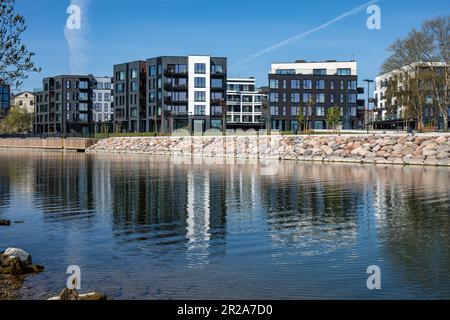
93 76 113 122
188 56 211 116
270 61 357 75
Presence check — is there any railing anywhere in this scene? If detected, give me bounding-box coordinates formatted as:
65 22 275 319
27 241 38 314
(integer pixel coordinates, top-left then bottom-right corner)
0 132 95 139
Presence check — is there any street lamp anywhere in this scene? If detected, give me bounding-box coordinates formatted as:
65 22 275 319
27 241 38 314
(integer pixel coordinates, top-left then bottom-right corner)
363 79 374 133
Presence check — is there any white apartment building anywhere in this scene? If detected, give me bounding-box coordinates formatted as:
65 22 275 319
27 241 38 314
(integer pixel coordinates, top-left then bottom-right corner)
11 91 35 113
226 78 264 129
93 76 113 124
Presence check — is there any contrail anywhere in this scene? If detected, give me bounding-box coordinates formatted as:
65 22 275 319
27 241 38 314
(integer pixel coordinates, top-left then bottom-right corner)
235 0 378 66
64 0 91 74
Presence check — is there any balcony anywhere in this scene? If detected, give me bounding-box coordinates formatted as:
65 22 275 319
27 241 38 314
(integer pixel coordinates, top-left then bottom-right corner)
164 82 188 91
164 69 188 77
164 96 188 105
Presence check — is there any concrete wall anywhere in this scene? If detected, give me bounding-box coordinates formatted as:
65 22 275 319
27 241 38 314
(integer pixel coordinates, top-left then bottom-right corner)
0 138 99 151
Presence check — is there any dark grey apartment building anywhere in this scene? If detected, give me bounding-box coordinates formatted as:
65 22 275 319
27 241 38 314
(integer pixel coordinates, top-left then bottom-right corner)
268 60 365 132
0 81 10 118
34 75 98 134
114 55 227 133
113 61 147 133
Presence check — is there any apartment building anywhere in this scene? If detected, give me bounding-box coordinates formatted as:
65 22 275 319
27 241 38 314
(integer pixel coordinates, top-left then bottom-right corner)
0 82 10 117
268 60 364 132
147 55 227 133
226 78 265 130
113 61 147 133
34 75 101 135
93 76 113 132
11 91 35 113
373 62 449 130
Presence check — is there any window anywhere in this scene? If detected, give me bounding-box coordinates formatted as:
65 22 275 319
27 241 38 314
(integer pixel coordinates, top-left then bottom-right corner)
303 93 312 103
131 69 138 79
194 63 206 74
269 93 278 102
337 68 351 75
269 79 279 89
104 93 111 101
195 91 206 102
270 106 279 115
340 94 344 103
211 65 223 74
313 69 327 75
149 92 156 103
95 103 101 112
303 80 312 89
275 69 295 75
211 106 222 115
195 105 205 115
195 77 206 88
79 81 88 89
104 104 109 112
348 80 357 90
348 93 357 103
79 103 88 111
79 92 88 101
316 106 325 116
291 106 299 116
316 93 325 103
212 78 223 88
131 81 137 92
116 83 124 93
330 81 335 90
291 93 300 103
149 65 156 76
119 71 125 81
340 81 345 90
211 119 222 129
97 93 103 101
330 94 335 104
350 107 357 117
211 92 223 101
66 81 71 89
315 80 325 90
291 80 301 89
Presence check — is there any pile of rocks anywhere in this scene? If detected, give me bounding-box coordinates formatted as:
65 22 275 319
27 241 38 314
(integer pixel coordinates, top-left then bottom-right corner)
86 134 450 167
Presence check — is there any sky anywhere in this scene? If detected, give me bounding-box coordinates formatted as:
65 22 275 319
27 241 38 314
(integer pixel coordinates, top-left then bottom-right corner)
15 0 450 96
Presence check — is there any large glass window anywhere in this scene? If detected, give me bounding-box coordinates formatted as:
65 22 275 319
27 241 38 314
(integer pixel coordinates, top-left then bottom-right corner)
348 93 357 103
212 78 223 88
315 80 325 90
303 80 312 89
79 81 88 89
337 68 351 75
348 80 357 90
313 69 327 75
269 93 278 102
131 81 137 92
131 69 138 79
211 92 223 100
316 93 325 103
195 77 206 88
269 79 279 89
211 65 223 74
291 93 300 103
211 119 222 130
116 83 124 93
194 63 206 74
149 65 156 76
195 105 206 115
291 80 301 89
194 91 206 102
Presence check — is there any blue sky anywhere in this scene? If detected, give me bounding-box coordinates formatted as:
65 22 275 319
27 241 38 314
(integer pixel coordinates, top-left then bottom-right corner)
16 0 450 94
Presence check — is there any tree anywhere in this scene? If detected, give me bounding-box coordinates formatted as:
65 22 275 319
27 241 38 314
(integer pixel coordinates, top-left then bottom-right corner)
326 106 341 133
297 101 306 133
382 15 449 131
0 0 40 89
0 105 34 133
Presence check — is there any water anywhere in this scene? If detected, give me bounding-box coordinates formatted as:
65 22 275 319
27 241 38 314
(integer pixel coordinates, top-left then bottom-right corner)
0 150 449 300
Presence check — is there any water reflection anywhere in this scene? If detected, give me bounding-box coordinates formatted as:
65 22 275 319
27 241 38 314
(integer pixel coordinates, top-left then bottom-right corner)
0 150 449 299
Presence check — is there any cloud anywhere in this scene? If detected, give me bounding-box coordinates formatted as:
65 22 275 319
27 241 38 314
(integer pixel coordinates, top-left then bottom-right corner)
235 0 378 66
64 0 91 74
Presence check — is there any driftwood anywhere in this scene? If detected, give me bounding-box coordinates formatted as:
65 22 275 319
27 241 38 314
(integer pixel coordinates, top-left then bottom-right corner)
0 220 11 226
48 289 108 301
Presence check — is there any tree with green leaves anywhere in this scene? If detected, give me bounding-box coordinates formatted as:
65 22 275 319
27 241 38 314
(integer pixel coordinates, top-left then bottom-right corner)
0 105 34 133
0 0 40 89
326 106 341 133
297 101 306 133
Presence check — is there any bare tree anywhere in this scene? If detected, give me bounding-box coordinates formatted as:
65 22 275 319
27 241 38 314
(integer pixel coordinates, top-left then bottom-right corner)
0 0 40 89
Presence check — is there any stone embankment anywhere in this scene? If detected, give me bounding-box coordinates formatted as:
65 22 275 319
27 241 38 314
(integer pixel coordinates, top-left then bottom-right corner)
86 134 450 167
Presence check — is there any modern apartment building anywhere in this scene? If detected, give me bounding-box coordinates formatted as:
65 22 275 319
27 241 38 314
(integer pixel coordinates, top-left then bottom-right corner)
34 75 99 135
0 81 10 117
93 76 113 132
268 60 364 132
113 61 147 133
373 63 450 130
146 55 227 133
226 78 265 130
11 91 35 113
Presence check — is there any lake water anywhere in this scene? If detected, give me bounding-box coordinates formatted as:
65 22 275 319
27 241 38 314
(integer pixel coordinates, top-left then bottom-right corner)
0 150 449 300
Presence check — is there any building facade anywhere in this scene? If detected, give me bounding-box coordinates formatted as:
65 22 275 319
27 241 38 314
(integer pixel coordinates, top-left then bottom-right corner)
93 76 113 132
268 60 364 132
147 55 227 133
11 91 35 113
34 75 104 135
113 61 147 133
226 78 265 130
372 63 450 130
0 82 10 117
